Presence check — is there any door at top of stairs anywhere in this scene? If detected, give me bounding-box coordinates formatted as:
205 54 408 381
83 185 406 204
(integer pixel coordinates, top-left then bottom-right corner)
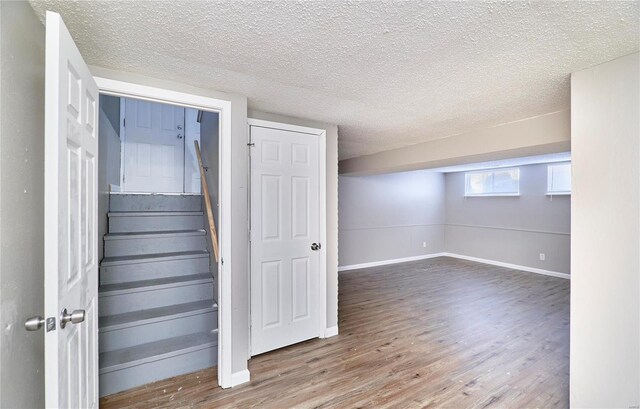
122 98 186 193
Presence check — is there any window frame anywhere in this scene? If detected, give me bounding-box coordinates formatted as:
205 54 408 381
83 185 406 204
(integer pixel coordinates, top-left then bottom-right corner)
464 167 520 197
547 162 572 195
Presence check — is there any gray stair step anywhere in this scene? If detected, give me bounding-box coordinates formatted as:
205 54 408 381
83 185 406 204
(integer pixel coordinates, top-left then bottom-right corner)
108 211 205 233
110 193 202 212
99 193 217 397
104 229 207 257
101 250 209 267
99 331 217 397
99 274 214 316
100 251 210 285
99 300 217 353
99 273 212 296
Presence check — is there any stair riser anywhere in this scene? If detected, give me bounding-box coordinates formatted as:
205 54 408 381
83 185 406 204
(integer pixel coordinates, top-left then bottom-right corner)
99 345 217 397
100 257 210 285
99 283 214 316
110 194 202 212
104 235 207 257
109 215 204 233
99 311 217 353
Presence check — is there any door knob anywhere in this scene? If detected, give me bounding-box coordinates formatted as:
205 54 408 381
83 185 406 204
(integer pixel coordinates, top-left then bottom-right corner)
311 243 321 251
25 316 45 331
177 133 183 139
25 315 56 332
60 308 85 329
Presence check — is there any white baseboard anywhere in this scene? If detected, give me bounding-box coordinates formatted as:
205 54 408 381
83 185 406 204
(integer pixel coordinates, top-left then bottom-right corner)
230 369 250 387
443 253 570 280
338 252 570 280
338 253 446 272
323 326 339 338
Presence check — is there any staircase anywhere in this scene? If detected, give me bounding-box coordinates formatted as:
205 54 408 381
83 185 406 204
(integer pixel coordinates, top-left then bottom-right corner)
98 194 218 397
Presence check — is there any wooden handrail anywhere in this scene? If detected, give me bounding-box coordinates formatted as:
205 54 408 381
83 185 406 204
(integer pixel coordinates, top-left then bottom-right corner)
194 141 219 262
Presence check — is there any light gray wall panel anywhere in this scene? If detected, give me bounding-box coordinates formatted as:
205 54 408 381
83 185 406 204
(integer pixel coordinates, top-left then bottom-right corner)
0 2 45 407
98 97 122 261
444 162 571 274
445 225 570 273
100 94 120 136
199 111 219 286
338 170 446 267
340 225 444 266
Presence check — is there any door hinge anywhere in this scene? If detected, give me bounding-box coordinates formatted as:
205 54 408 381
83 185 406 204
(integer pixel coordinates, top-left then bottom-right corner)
123 118 126 127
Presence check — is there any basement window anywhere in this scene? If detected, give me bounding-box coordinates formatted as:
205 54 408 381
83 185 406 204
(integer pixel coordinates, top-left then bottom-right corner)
547 163 571 195
464 168 520 197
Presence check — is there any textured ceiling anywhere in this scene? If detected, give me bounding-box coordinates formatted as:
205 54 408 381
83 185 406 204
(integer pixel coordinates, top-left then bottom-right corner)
29 1 639 159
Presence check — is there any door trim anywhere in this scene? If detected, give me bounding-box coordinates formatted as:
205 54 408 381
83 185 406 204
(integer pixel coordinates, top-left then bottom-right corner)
95 77 235 388
247 118 328 353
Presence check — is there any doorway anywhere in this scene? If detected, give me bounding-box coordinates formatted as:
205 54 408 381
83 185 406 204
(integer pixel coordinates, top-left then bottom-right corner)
248 119 328 356
95 78 234 389
97 93 222 396
118 97 203 193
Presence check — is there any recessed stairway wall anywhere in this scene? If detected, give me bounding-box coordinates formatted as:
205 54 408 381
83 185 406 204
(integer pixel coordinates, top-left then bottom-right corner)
98 194 218 397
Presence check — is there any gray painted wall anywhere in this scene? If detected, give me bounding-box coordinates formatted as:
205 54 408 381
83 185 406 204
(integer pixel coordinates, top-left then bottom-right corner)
100 94 120 136
570 52 639 408
98 95 121 261
338 170 445 266
0 1 46 407
199 111 219 293
248 109 340 331
338 162 571 275
444 162 571 274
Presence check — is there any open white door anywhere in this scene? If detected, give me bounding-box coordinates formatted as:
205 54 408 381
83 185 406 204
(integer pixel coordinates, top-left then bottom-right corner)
250 124 324 356
44 11 99 408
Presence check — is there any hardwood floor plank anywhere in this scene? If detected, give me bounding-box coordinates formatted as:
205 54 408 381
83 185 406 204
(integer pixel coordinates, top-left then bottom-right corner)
100 257 569 408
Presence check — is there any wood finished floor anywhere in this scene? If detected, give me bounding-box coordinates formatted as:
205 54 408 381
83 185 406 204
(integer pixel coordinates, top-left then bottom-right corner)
100 257 570 408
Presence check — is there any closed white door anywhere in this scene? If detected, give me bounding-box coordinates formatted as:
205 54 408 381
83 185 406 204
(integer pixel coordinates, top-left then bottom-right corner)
122 98 185 192
250 125 321 355
44 11 99 408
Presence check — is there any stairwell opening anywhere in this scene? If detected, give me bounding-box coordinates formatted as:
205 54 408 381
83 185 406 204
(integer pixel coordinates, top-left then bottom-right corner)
97 94 221 396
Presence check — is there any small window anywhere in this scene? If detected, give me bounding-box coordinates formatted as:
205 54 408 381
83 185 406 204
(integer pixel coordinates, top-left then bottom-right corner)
465 168 520 196
547 163 571 194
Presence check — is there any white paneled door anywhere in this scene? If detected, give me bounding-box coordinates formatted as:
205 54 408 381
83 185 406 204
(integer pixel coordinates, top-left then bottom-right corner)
250 125 322 355
122 98 185 192
44 11 99 408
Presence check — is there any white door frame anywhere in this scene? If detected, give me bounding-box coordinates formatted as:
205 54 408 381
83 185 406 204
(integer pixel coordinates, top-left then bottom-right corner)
94 77 234 388
247 118 328 352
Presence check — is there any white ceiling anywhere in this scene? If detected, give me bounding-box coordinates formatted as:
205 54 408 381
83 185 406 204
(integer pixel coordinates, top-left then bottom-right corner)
429 152 571 174
29 1 639 159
